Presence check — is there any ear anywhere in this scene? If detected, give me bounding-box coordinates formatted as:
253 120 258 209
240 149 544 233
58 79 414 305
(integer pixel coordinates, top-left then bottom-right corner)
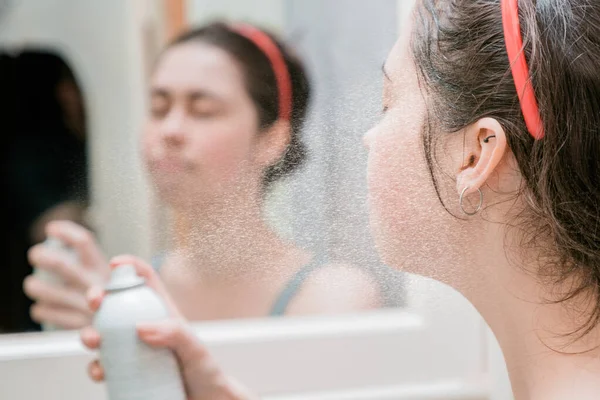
456 117 508 196
254 120 291 168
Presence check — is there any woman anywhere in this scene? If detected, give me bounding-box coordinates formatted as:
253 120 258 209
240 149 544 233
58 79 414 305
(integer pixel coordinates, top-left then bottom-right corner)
83 1 600 399
25 22 381 329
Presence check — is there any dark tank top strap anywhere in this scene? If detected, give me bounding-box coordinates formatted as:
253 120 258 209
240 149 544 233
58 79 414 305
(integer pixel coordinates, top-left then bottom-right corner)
269 254 327 317
150 253 166 273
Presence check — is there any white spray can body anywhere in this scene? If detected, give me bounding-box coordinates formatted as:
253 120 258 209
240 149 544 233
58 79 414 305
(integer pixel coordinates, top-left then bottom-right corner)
33 237 78 331
94 264 186 400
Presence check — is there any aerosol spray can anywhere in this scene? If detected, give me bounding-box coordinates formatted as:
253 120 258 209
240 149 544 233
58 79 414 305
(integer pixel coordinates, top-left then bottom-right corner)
93 264 186 400
34 237 78 331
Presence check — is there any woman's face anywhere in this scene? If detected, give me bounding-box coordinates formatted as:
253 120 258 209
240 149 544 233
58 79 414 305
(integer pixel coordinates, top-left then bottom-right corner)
364 16 481 288
142 42 263 207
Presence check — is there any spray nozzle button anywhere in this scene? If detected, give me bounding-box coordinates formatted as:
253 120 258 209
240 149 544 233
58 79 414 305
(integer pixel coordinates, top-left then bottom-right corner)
105 264 145 291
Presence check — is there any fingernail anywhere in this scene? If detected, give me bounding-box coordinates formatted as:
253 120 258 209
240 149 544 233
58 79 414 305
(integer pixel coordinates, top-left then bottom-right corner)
72 231 86 242
87 287 104 311
136 321 165 334
87 286 103 299
136 322 155 332
108 258 122 267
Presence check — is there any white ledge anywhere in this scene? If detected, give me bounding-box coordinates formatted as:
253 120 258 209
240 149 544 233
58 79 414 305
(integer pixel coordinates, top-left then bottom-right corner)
0 309 422 361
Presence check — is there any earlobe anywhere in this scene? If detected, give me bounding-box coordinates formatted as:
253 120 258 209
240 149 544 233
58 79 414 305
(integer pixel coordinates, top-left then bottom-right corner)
256 120 292 168
456 117 508 196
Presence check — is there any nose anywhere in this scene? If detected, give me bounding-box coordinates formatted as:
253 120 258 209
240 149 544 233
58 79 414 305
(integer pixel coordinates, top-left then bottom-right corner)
161 110 186 145
363 127 376 150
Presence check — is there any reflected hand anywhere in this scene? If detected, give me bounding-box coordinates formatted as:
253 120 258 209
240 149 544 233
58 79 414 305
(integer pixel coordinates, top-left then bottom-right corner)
24 220 109 329
81 255 257 400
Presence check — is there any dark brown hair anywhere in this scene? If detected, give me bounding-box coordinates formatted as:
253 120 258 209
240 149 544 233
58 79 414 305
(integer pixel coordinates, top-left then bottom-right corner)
168 22 311 188
412 0 600 338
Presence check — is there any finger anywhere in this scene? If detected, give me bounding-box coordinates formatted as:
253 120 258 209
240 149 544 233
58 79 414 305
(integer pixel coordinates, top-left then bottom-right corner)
86 286 105 312
137 320 207 366
46 220 104 268
88 360 105 382
30 304 91 330
80 326 101 350
23 276 90 314
27 245 91 289
110 255 182 318
27 243 47 265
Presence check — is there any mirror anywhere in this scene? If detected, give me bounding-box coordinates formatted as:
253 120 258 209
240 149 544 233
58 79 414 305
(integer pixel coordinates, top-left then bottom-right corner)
0 0 403 334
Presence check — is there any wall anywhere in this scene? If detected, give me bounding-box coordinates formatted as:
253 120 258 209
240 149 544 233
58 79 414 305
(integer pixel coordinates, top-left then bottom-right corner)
283 0 402 305
189 0 284 31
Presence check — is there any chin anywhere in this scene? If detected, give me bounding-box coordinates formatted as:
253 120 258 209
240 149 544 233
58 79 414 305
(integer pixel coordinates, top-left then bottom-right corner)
151 176 189 204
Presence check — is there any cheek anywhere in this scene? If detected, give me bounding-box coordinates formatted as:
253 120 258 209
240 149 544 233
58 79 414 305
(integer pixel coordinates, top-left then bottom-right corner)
186 119 257 182
204 103 261 172
367 120 427 260
140 123 158 164
366 116 464 282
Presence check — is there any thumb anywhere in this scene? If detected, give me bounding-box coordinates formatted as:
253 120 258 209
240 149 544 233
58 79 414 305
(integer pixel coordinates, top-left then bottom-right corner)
137 320 210 367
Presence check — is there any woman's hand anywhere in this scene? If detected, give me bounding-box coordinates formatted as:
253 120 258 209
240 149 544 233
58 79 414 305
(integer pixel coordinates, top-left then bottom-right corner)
81 255 257 400
24 220 109 329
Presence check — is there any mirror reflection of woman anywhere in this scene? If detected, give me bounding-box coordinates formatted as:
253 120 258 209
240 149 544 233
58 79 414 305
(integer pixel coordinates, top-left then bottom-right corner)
25 22 382 329
83 1 600 399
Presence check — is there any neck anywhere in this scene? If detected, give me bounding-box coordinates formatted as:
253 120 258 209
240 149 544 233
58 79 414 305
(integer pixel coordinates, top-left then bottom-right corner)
166 194 297 283
467 228 600 400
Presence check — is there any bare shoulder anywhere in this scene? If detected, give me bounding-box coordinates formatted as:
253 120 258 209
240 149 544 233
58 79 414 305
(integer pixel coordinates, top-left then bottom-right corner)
285 262 383 316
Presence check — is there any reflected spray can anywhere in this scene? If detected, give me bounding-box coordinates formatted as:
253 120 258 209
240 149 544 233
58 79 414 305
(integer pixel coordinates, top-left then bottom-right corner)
33 237 78 331
93 264 186 400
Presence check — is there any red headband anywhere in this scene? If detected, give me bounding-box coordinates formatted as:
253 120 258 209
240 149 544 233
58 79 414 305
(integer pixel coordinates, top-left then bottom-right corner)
230 23 293 122
502 0 544 140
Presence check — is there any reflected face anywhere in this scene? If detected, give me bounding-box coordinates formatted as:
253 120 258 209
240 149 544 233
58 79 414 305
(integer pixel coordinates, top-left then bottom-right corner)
364 17 469 285
142 42 262 207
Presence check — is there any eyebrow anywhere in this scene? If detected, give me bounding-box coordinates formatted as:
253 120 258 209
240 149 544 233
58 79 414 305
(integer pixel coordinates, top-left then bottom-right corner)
381 63 392 82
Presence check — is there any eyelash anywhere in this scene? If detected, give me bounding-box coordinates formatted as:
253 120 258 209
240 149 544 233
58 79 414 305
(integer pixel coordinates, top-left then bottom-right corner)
190 108 217 119
150 107 168 119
